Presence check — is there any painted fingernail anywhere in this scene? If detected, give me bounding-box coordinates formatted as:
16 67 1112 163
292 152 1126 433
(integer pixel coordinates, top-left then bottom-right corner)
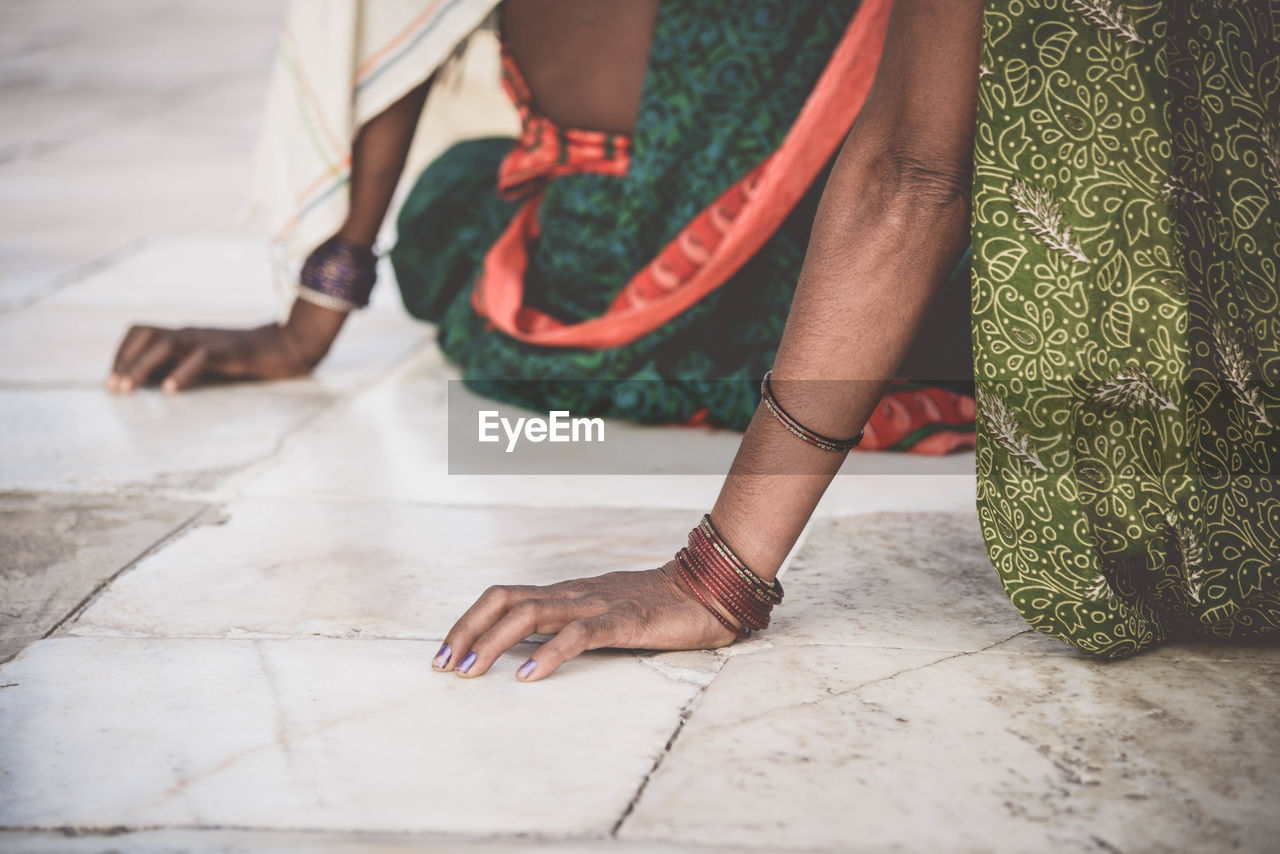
432 642 452 669
458 650 477 674
516 659 537 681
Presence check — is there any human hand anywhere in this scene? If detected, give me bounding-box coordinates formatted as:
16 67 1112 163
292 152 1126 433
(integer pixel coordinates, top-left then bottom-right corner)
106 300 345 394
106 323 312 393
433 562 739 682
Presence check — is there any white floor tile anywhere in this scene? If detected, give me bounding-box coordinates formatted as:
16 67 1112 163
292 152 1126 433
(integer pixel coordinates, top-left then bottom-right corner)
0 157 252 241
769 511 1030 651
0 492 201 662
0 830 752 854
41 235 280 312
621 644 1280 852
0 387 331 493
0 303 428 393
0 637 699 835
72 499 697 641
241 349 976 513
0 226 141 310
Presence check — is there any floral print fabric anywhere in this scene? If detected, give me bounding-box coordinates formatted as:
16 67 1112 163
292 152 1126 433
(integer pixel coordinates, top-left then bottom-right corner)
973 0 1280 656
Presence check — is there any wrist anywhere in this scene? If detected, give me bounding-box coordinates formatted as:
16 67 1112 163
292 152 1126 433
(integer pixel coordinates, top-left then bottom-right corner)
663 559 743 632
281 299 346 367
669 516 784 637
333 223 377 252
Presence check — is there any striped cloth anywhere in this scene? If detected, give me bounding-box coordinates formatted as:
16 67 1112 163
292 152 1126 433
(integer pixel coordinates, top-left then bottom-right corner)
250 0 500 297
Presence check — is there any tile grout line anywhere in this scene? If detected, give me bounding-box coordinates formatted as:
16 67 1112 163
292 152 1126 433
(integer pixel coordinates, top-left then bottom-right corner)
696 629 1038 737
1 235 151 314
609 670 719 839
210 392 354 499
35 503 214 649
205 344 446 500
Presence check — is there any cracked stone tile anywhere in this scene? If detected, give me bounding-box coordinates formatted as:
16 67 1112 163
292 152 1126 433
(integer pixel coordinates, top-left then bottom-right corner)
620 644 1280 852
0 829 788 854
766 512 1031 652
0 637 699 836
634 650 726 688
0 492 202 662
70 499 698 640
769 526 1280 664
0 387 331 493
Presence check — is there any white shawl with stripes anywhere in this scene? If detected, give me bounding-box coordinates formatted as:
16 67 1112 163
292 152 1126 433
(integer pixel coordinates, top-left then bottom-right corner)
251 0 501 293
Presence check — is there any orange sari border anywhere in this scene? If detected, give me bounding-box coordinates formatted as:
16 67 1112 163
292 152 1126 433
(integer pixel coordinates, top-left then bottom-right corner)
471 0 894 350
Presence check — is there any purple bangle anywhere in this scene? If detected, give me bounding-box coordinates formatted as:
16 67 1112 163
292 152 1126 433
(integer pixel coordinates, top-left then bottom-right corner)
298 236 377 311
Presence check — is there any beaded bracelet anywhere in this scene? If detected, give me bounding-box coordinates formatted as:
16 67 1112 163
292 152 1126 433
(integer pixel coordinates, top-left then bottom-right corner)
674 515 783 636
297 236 378 312
760 370 864 453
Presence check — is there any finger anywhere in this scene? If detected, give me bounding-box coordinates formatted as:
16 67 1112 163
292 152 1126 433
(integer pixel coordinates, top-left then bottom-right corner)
458 597 597 679
433 584 541 673
162 347 208 394
108 326 156 390
120 338 176 392
518 615 619 683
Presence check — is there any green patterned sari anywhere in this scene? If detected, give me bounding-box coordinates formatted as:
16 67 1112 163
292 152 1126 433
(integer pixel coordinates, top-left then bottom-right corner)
392 0 975 449
973 1 1280 656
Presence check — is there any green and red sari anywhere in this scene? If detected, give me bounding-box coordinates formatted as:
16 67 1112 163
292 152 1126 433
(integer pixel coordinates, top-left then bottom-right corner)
391 0 976 454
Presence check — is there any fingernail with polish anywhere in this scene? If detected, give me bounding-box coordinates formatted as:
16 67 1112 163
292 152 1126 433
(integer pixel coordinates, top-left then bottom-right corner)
516 659 537 681
458 650 477 674
432 642 452 668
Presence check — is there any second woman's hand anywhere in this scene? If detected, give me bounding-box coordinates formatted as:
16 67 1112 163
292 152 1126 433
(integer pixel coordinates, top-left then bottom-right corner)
433 562 739 682
106 298 347 394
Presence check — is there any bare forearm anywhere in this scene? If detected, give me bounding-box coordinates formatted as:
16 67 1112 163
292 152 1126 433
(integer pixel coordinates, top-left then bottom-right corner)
335 78 433 250
288 78 434 360
709 0 983 579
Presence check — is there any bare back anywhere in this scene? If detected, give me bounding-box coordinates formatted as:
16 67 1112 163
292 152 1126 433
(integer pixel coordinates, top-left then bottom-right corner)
502 0 660 135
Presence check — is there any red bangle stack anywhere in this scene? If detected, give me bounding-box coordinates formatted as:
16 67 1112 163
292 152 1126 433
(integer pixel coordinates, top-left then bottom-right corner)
674 514 784 637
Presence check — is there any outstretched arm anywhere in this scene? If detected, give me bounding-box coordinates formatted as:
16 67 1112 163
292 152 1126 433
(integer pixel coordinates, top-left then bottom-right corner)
710 0 981 578
436 0 985 681
107 78 432 394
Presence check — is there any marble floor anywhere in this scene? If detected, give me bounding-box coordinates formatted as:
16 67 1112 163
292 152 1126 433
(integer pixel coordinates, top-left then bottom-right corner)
1 3 1277 853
